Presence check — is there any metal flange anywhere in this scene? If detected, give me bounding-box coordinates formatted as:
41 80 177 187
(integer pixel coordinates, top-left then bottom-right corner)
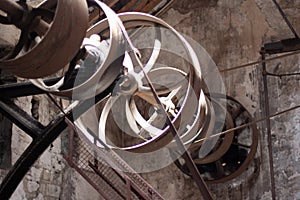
0 0 89 78
75 12 207 153
174 95 259 183
31 1 125 99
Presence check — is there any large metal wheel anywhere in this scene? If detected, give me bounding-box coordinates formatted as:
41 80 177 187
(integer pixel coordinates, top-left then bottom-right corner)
174 95 259 183
31 1 125 99
0 0 89 78
74 12 210 154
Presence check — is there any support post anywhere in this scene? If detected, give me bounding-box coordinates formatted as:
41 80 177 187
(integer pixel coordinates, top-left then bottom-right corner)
261 50 276 200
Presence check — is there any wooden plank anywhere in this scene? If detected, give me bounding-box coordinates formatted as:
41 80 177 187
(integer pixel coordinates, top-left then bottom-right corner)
118 0 138 12
141 0 161 13
132 0 148 11
88 0 120 24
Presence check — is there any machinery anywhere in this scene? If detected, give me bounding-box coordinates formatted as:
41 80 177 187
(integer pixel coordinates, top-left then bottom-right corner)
0 0 262 199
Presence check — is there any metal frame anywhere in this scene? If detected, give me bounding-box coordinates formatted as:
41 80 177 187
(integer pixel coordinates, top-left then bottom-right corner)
260 37 300 200
0 1 200 199
0 36 298 199
0 78 167 200
64 121 165 200
0 82 111 200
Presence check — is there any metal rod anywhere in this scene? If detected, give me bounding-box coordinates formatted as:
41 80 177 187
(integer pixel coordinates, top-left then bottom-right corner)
31 16 50 36
266 71 300 77
0 99 44 139
263 38 300 54
261 52 276 200
126 178 131 200
219 50 300 73
0 115 67 200
66 118 164 200
193 103 300 143
0 0 24 20
271 0 299 38
0 86 111 200
0 0 50 35
88 161 126 199
131 52 214 199
0 77 61 98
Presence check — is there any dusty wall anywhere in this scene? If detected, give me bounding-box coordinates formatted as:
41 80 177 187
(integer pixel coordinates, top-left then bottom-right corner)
0 0 299 199
143 0 299 199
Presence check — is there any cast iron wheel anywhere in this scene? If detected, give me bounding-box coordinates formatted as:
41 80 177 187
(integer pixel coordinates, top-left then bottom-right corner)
174 95 259 183
0 0 89 78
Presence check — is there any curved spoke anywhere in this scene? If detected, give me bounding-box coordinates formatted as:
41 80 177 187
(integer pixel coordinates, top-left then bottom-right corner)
74 12 206 155
215 160 225 178
111 94 141 136
4 27 29 60
175 95 259 183
137 39 161 76
130 99 164 137
0 15 10 24
98 97 112 145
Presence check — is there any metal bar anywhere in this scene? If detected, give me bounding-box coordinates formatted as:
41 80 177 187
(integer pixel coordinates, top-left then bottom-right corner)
0 0 24 20
154 0 176 17
0 78 62 98
219 50 300 73
72 162 111 200
132 49 214 199
126 178 131 200
0 0 48 34
0 115 67 200
266 71 300 77
0 115 12 169
261 52 276 200
128 178 152 200
141 0 161 13
263 38 300 55
271 0 299 38
88 161 125 199
193 104 300 143
0 99 45 139
66 119 164 199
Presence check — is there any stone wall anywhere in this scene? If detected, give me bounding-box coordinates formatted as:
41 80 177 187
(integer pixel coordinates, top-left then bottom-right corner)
143 0 299 199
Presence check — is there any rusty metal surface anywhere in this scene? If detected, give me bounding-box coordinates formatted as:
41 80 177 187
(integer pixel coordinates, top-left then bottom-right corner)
261 52 276 200
191 99 234 165
174 95 259 183
31 1 125 99
0 0 266 199
65 119 165 200
0 86 111 200
75 12 206 154
0 0 89 78
71 9 214 199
